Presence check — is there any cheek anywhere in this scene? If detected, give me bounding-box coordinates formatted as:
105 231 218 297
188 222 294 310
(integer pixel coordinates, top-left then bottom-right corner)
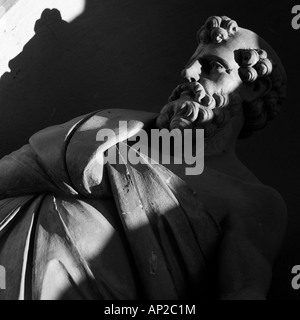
216 73 242 94
199 72 242 96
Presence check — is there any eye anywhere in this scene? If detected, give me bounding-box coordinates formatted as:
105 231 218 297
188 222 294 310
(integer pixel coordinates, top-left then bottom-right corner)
199 58 231 74
210 61 226 73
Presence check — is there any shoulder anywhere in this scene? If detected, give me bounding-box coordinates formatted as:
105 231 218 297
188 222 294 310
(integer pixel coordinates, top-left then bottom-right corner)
227 182 287 261
240 183 287 222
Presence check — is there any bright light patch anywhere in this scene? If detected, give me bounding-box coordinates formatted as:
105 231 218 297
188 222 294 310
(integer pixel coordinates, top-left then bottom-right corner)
0 5 6 19
0 0 86 76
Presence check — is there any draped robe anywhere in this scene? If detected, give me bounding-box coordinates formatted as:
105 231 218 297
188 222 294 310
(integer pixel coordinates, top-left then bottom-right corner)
0 109 221 300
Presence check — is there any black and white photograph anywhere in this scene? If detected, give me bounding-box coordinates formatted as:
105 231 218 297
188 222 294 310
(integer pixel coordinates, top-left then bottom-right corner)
0 0 299 304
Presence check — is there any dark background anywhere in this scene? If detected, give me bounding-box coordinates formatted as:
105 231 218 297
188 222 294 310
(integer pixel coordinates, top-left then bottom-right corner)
0 0 299 299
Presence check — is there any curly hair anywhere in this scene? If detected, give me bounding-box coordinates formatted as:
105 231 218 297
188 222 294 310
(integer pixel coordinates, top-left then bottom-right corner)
197 16 287 138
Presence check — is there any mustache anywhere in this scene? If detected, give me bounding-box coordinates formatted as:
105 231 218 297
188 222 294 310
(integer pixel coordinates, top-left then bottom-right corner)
156 100 230 137
168 103 232 138
168 82 229 109
169 101 214 131
156 82 239 138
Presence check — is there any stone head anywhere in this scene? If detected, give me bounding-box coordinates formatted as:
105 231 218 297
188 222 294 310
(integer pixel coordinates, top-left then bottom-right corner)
157 16 287 138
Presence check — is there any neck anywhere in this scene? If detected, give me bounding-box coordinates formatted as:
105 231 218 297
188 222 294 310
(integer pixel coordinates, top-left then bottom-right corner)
204 112 261 184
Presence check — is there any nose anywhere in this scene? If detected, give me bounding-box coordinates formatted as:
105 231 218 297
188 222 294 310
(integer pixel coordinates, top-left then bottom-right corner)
181 60 201 82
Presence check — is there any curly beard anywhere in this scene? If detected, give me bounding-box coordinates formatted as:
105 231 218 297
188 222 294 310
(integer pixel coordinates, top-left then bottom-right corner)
156 83 242 140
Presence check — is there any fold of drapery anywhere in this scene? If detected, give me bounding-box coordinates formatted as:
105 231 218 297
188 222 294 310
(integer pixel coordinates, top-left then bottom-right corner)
0 109 221 300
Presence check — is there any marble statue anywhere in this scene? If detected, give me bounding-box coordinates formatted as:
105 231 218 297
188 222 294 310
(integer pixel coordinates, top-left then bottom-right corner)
0 15 287 300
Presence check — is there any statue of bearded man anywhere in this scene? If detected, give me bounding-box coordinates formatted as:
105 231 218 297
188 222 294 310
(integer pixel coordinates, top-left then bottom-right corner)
0 15 287 300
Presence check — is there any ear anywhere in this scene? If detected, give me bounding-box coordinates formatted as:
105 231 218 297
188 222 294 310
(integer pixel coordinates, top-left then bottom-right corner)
240 77 272 103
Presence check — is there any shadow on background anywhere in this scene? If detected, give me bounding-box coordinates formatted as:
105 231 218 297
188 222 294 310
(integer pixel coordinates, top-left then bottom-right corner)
0 0 299 299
